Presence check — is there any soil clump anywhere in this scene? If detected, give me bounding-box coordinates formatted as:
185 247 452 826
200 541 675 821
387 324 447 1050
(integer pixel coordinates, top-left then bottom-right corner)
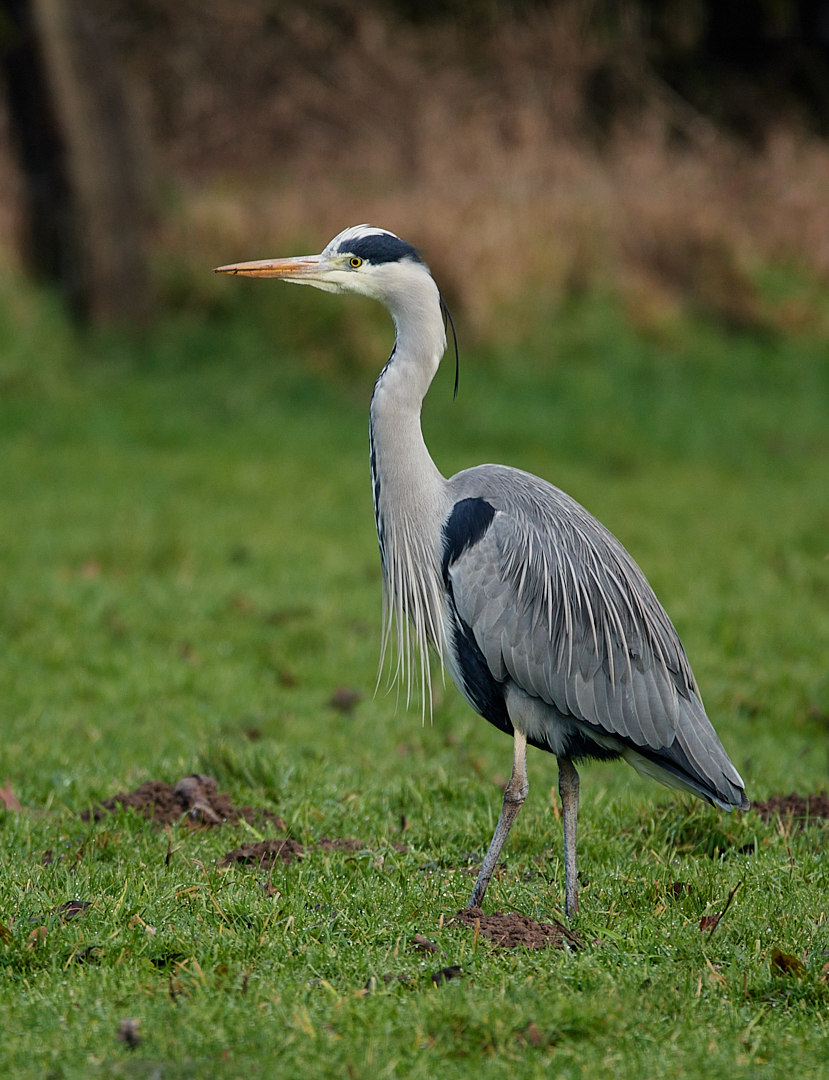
753 791 829 827
315 837 364 853
80 773 286 829
219 838 305 868
456 907 580 950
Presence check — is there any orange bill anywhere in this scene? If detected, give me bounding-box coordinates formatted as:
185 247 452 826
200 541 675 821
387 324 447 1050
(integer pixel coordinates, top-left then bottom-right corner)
213 255 324 278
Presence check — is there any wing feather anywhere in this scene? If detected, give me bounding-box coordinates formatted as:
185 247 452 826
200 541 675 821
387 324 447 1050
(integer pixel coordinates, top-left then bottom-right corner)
445 465 746 808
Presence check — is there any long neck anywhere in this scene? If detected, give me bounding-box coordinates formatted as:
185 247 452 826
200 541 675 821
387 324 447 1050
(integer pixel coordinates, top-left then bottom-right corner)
369 268 450 699
370 273 447 505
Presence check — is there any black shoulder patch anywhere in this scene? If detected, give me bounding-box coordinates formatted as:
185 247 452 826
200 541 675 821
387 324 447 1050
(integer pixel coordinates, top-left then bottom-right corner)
339 233 424 266
442 498 496 585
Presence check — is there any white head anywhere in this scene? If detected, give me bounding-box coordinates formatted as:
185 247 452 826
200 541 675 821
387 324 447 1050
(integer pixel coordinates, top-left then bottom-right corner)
217 224 451 402
215 224 434 306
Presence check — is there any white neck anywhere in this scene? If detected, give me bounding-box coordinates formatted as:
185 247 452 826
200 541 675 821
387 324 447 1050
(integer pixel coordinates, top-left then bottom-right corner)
368 264 450 703
370 271 446 483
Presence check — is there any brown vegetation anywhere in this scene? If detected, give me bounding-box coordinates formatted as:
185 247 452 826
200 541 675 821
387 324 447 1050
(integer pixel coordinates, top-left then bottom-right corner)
3 1 828 334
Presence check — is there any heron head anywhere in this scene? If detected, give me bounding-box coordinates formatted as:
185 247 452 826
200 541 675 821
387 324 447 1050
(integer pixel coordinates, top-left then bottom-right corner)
214 225 430 301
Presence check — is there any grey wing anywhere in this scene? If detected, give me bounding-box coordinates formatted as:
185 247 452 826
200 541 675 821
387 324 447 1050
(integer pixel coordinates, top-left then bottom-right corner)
446 475 748 810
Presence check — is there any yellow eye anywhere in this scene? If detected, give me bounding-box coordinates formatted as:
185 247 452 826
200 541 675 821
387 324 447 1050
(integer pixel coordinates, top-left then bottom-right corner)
349 256 362 268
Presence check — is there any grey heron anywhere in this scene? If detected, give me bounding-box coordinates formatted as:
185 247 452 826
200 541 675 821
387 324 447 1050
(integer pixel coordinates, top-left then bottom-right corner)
216 225 749 918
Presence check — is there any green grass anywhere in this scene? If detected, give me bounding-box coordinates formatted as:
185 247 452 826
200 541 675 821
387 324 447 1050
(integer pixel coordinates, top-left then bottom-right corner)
1 275 829 1078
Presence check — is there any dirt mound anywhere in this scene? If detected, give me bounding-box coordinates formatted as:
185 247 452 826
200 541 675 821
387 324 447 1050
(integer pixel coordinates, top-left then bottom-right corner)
315 837 364 853
219 838 305 868
753 792 829 827
80 773 286 829
455 907 580 950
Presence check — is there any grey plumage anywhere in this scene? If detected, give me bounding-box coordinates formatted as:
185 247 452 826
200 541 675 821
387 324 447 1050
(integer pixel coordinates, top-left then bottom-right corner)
445 465 747 811
216 224 748 919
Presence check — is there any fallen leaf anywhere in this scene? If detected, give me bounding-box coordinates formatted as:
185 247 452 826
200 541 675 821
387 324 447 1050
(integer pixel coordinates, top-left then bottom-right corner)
0 923 12 945
54 900 92 921
0 781 21 812
30 900 93 927
700 914 720 932
771 947 806 978
411 934 439 954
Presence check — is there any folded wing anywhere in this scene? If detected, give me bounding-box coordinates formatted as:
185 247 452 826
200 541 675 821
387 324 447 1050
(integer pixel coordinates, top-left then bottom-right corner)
446 467 748 810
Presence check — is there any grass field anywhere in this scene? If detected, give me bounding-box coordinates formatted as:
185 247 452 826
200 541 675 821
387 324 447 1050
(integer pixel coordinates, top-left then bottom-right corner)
1 275 828 1078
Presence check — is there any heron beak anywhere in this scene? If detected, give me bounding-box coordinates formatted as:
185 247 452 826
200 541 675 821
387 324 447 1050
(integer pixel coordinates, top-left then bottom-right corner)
213 255 326 280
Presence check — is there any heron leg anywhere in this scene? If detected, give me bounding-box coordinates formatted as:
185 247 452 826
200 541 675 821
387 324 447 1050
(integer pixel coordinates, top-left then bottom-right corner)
467 730 528 909
557 757 580 918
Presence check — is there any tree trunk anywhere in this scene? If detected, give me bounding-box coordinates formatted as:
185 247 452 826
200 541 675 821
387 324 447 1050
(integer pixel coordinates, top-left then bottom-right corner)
1 0 152 325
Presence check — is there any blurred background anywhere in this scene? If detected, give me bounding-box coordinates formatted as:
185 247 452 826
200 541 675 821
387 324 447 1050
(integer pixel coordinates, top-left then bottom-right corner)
1 15 829 1070
1 0 828 336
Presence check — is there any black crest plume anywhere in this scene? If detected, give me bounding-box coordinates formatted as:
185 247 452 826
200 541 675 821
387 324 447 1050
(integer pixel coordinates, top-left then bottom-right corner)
440 294 459 399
